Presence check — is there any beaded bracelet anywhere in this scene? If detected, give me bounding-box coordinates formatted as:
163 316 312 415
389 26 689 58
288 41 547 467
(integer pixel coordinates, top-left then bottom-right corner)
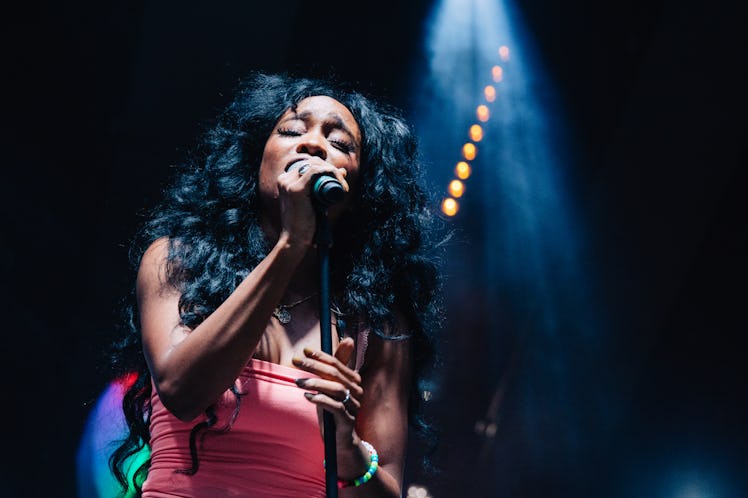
336 440 380 489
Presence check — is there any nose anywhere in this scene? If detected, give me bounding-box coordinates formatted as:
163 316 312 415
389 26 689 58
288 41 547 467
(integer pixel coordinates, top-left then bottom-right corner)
295 130 327 160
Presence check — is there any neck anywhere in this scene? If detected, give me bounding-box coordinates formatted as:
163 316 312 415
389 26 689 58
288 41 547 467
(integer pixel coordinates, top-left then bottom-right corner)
284 250 319 301
260 216 327 301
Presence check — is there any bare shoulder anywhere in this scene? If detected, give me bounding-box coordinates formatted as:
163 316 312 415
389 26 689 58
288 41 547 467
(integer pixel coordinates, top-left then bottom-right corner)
136 237 177 299
360 312 413 382
136 237 189 362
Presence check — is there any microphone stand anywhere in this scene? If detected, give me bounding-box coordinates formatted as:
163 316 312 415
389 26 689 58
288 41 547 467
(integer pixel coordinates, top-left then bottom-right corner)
315 206 338 498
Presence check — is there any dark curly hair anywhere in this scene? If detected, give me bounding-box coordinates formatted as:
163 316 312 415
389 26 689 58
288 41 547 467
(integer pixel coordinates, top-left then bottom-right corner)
108 71 445 495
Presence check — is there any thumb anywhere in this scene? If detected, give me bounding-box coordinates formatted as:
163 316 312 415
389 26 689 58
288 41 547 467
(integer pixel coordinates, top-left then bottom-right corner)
334 336 355 367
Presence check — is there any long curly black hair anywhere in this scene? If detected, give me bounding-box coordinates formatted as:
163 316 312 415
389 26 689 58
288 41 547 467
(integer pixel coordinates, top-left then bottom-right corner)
108 71 445 495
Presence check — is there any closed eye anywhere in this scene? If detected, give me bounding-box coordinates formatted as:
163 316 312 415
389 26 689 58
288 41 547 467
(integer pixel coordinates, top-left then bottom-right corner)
278 127 355 153
277 127 302 136
330 139 355 153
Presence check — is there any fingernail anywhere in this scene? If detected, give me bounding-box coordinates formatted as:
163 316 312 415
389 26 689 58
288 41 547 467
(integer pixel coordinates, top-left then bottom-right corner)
303 347 315 357
295 378 307 387
292 357 302 366
304 392 314 400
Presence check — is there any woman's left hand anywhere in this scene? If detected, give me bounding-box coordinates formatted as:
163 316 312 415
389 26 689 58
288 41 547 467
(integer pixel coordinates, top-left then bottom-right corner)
293 337 363 443
295 333 410 496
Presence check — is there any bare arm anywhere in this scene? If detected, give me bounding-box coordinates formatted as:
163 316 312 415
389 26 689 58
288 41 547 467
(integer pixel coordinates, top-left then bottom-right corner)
138 234 308 421
346 331 412 497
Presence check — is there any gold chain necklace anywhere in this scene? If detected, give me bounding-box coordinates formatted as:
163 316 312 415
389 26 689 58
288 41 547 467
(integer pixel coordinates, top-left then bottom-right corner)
272 293 317 324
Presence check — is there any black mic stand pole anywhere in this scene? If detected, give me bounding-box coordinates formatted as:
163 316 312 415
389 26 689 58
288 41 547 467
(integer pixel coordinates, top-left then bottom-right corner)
315 206 338 498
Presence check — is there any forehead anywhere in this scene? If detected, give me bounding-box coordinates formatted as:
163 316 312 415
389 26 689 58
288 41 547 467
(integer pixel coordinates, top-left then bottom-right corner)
279 96 361 140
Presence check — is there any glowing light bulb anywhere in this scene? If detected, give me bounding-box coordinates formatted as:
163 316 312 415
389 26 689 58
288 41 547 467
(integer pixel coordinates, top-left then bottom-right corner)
499 45 510 61
469 124 483 142
462 142 476 160
476 105 490 122
484 85 496 102
455 161 471 179
491 65 503 82
441 198 458 216
449 179 464 198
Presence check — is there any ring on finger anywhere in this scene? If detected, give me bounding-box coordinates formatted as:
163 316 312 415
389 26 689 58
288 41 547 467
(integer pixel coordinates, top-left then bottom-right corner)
340 389 350 405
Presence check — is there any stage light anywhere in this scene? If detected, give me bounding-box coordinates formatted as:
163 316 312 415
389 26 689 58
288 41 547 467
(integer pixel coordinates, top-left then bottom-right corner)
441 197 459 216
455 161 472 179
462 142 477 160
76 373 150 497
406 484 432 498
492 65 503 82
469 124 484 142
474 419 498 438
449 179 465 198
499 45 510 61
414 2 595 494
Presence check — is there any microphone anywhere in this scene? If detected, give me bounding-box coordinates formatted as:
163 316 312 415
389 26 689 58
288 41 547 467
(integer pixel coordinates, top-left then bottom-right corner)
288 160 346 208
312 175 345 208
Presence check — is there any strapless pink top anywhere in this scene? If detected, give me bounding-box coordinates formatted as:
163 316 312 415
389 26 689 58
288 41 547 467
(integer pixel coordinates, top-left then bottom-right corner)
142 358 325 497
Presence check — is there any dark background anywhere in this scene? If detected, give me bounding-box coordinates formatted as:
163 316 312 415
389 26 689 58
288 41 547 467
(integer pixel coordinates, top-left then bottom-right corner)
4 0 746 497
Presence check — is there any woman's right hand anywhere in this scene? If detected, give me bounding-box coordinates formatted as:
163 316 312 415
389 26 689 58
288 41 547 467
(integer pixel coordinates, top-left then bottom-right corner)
275 159 349 247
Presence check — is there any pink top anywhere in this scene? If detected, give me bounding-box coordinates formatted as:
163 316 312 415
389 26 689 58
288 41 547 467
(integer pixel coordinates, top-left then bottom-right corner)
142 359 325 497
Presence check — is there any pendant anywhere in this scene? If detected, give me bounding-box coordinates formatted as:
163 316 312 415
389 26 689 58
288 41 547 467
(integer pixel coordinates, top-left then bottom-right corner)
273 307 291 324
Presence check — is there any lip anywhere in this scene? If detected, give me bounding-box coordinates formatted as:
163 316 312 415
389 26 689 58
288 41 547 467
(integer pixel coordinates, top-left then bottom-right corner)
285 158 311 172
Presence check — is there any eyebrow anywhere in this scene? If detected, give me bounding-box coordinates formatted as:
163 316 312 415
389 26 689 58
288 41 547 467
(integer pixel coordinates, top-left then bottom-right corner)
280 110 359 145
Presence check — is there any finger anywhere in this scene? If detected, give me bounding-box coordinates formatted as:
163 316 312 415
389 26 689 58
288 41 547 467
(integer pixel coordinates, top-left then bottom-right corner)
302 164 351 192
334 336 355 367
286 162 311 175
337 169 351 192
277 169 313 196
278 158 323 185
304 392 357 424
284 158 326 174
292 357 364 399
295 346 361 386
330 167 350 192
280 160 352 199
295 378 362 415
307 336 355 368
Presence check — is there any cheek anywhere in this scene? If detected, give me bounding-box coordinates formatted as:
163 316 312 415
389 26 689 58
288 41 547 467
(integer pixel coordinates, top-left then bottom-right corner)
258 169 278 199
258 157 281 202
258 142 283 194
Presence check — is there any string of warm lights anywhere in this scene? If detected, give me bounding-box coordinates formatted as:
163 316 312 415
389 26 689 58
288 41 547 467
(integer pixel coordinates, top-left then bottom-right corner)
440 45 511 217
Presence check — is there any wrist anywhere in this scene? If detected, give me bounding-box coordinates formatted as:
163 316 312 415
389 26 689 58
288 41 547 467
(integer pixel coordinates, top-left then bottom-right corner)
335 436 367 480
337 440 379 488
327 440 379 489
275 231 312 258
